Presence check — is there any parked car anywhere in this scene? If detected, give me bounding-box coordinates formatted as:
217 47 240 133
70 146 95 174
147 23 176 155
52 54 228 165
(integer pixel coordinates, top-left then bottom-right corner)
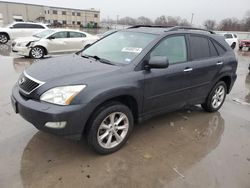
0 22 48 44
11 26 237 154
239 34 250 51
218 33 238 49
12 29 99 59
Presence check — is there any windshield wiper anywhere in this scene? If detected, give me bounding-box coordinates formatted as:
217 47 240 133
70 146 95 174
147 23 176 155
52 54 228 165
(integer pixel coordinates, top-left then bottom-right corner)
81 54 116 66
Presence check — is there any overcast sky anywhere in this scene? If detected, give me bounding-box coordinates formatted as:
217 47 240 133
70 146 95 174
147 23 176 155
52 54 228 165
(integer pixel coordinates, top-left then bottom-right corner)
4 0 250 25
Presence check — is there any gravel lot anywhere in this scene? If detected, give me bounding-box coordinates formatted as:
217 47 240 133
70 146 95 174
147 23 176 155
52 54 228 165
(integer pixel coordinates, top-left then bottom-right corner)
0 45 250 188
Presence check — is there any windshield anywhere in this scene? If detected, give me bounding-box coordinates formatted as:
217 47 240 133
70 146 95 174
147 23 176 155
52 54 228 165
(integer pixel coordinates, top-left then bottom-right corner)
82 31 157 65
33 29 55 38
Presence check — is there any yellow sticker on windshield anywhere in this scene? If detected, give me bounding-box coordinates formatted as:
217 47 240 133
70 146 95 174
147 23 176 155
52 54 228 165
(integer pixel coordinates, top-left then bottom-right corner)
121 47 142 53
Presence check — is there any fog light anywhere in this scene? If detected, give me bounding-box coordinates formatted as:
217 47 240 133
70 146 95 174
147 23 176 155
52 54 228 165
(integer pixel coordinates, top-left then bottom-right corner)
45 122 66 129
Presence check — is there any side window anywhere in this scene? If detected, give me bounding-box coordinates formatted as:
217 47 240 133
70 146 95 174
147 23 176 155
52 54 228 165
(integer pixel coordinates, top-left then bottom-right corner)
69 32 86 38
208 39 218 57
51 32 68 39
150 35 187 64
25 24 45 29
213 41 227 56
189 35 210 60
233 34 237 38
224 34 233 39
12 23 27 29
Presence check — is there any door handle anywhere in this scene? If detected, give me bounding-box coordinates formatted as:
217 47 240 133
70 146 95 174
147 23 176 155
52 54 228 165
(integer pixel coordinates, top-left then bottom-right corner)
184 68 193 72
217 61 224 65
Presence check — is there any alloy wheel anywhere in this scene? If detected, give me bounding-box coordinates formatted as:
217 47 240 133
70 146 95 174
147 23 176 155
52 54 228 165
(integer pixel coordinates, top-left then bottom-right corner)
97 112 129 149
0 34 8 44
211 85 225 109
31 47 44 59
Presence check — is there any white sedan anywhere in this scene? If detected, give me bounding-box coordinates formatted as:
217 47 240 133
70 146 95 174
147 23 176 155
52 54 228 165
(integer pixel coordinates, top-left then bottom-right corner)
12 29 99 59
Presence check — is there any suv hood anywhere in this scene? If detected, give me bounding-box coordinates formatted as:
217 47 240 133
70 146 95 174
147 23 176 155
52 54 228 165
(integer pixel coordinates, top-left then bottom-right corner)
25 54 120 83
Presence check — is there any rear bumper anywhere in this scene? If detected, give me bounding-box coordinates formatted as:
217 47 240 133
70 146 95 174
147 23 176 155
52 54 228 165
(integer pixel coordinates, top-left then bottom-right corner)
11 84 90 140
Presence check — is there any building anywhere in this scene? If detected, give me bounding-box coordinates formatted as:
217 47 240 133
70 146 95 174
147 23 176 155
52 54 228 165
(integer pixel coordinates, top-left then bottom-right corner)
0 1 100 27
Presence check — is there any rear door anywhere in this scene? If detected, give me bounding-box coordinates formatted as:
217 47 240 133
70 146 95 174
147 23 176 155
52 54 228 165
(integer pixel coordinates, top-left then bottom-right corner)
187 34 225 103
143 35 195 115
68 31 87 51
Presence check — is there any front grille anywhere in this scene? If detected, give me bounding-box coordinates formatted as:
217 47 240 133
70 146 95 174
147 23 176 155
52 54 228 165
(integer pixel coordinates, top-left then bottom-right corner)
18 72 44 94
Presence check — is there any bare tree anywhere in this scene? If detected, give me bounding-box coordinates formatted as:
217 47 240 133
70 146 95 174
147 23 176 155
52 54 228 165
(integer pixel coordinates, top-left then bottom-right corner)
203 19 216 30
217 18 242 31
155 15 167 25
118 17 137 25
136 16 153 25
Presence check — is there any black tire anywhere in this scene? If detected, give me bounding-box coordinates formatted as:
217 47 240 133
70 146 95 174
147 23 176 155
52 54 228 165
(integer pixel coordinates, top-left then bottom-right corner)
202 81 227 112
87 102 134 154
0 33 9 44
29 46 45 59
231 42 236 49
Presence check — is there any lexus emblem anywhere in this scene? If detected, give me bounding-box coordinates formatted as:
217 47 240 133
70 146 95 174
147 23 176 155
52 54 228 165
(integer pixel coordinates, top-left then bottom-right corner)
18 77 26 85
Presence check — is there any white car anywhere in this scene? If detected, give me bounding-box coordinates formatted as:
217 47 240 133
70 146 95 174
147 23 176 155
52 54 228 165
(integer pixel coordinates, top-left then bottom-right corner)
12 29 99 59
218 33 238 49
0 22 48 44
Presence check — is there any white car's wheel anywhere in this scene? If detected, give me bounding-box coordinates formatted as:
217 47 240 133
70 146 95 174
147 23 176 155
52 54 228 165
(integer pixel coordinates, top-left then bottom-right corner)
0 33 9 44
30 46 45 59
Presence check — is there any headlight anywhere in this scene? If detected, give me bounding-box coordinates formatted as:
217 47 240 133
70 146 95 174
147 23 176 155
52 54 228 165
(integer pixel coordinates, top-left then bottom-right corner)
40 85 86 105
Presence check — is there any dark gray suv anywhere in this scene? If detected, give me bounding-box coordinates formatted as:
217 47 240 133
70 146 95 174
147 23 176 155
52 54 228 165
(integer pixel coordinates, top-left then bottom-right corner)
11 26 237 154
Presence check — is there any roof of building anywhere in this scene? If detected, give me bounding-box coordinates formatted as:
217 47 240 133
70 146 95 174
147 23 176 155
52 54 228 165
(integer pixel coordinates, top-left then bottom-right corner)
0 1 100 12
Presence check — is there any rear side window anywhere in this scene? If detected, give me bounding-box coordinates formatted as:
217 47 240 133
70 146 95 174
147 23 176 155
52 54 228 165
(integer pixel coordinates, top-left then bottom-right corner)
150 35 187 64
213 41 226 56
208 40 218 57
189 35 210 60
69 32 86 38
233 34 237 38
224 34 233 39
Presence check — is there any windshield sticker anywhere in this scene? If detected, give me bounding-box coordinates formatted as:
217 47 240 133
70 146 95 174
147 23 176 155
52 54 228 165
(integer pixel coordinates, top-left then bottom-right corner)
122 47 142 53
125 58 131 62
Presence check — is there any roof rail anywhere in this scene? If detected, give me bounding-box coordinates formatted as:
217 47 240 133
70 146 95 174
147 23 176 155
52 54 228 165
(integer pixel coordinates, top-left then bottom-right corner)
168 26 215 34
128 25 175 29
128 25 215 34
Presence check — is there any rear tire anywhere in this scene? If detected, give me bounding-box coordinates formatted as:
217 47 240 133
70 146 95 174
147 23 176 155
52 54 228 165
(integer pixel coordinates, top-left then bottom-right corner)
87 102 134 154
30 46 45 59
0 33 9 44
231 42 236 49
202 81 227 112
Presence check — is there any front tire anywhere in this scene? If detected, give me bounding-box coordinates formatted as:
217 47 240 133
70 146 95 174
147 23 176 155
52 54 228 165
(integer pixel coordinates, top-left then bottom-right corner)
202 81 227 112
0 33 9 44
30 46 45 59
87 102 134 154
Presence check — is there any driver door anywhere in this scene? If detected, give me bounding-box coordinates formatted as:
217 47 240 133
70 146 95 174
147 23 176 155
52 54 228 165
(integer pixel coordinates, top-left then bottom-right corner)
46 31 70 53
143 35 194 115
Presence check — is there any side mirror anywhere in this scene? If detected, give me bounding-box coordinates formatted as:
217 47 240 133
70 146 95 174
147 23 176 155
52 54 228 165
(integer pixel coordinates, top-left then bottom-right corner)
48 36 55 40
146 56 169 70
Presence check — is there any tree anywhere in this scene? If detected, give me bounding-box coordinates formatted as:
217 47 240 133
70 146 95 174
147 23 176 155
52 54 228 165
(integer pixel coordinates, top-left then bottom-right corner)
118 17 137 25
217 18 242 31
136 16 153 25
203 19 216 30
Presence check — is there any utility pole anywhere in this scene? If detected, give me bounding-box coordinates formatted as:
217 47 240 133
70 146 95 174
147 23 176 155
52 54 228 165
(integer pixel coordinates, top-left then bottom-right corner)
190 13 194 25
116 15 119 29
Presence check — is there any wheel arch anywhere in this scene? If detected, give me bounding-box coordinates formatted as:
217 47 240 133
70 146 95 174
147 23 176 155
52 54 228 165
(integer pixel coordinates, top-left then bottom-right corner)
0 32 10 40
32 45 48 55
83 95 139 134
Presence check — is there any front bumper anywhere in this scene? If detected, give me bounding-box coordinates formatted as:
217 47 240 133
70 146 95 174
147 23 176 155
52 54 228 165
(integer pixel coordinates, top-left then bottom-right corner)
12 45 31 57
11 84 90 140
